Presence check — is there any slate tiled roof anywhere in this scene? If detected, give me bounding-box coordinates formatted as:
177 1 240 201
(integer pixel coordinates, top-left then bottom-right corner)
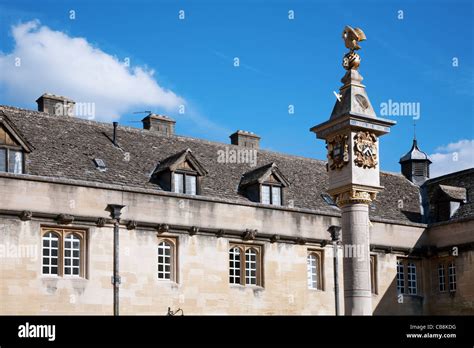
0 105 423 225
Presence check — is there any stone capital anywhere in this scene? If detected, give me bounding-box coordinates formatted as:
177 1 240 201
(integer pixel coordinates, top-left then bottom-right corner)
333 187 378 207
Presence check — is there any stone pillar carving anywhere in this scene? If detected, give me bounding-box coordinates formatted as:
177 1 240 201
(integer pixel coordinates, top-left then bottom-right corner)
310 25 396 315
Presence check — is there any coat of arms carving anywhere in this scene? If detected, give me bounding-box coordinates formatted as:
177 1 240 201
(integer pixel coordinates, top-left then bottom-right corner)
327 134 349 170
353 131 378 169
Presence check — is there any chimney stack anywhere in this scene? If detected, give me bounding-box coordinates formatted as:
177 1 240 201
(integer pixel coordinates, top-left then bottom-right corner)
230 130 260 149
36 93 75 116
142 113 175 136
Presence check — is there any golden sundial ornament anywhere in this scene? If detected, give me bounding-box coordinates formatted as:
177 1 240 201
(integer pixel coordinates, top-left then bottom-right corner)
342 25 366 70
354 131 378 169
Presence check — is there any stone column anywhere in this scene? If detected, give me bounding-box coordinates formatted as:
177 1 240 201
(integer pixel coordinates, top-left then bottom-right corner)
337 192 373 315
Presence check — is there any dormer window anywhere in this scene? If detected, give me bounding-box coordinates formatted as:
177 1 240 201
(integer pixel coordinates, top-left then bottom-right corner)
0 116 31 174
153 148 207 196
0 148 23 173
239 163 290 206
173 172 197 195
433 185 467 221
261 184 282 206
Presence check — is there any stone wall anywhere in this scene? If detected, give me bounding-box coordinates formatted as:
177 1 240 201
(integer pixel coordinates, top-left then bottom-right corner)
0 175 472 315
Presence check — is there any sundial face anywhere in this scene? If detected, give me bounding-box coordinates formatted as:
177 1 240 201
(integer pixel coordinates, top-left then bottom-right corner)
354 131 378 169
355 94 369 110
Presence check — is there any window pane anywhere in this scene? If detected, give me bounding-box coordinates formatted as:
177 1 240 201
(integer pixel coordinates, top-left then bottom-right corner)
185 175 197 195
396 260 405 294
271 187 281 206
229 247 241 284
448 262 456 292
261 185 270 204
245 249 258 285
9 150 23 174
173 173 184 193
42 232 59 276
438 264 446 292
64 234 81 277
158 241 173 280
407 262 417 294
0 149 6 172
307 254 318 289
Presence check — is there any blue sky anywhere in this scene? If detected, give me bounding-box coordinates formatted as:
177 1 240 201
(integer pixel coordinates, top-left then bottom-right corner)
0 0 473 176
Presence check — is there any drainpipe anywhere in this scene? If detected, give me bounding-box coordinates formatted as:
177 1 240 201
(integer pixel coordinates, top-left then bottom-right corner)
328 225 342 316
107 204 125 316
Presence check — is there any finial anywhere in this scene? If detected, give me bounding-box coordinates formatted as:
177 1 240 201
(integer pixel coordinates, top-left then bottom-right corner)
342 25 366 70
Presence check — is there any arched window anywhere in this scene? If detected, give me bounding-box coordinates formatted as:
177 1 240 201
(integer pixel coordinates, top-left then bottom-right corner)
42 232 59 275
41 228 87 278
245 248 258 285
64 234 81 276
229 244 262 286
229 247 241 284
158 240 175 280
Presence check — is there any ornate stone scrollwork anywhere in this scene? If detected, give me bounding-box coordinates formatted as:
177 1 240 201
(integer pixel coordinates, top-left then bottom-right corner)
353 131 378 169
327 134 349 170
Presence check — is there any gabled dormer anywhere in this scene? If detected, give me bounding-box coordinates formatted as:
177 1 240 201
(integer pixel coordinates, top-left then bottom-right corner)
152 148 207 195
239 163 290 206
432 184 467 222
0 115 32 174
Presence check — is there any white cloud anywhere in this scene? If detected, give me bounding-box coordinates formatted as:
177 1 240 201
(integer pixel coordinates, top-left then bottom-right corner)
0 20 185 120
429 139 474 178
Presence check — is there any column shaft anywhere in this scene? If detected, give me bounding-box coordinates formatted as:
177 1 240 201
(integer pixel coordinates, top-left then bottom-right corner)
341 203 372 315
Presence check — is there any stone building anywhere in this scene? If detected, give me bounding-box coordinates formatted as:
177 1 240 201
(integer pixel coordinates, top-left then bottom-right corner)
0 93 472 315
